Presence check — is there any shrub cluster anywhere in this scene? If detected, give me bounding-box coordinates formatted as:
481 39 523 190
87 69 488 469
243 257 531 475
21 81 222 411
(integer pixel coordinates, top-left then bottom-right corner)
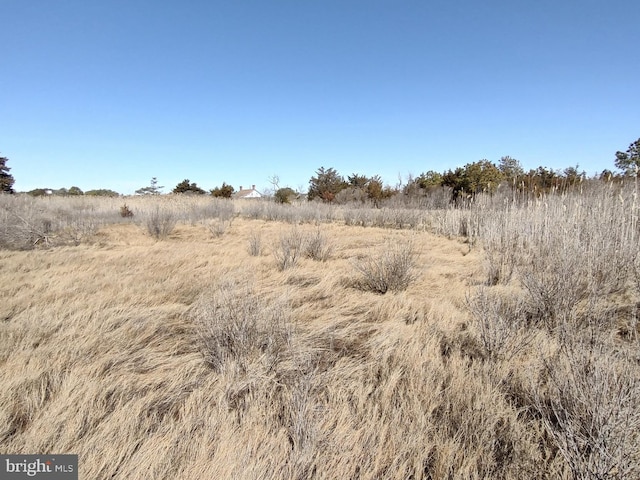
272 227 335 270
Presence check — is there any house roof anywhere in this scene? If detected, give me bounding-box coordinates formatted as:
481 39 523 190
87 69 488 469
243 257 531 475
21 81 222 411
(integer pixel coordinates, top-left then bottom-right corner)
234 185 262 198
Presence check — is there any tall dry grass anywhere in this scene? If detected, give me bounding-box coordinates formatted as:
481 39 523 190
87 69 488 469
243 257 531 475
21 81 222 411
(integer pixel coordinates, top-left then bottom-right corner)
0 184 639 478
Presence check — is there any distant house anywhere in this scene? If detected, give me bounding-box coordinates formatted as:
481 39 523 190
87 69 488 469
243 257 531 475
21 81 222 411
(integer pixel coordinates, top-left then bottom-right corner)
234 185 262 199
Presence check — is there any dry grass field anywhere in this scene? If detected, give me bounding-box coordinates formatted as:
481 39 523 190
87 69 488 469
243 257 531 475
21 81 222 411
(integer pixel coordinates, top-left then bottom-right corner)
0 189 638 479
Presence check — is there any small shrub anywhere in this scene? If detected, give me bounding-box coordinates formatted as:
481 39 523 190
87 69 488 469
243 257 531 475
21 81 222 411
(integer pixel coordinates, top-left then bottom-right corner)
388 208 421 230
304 228 333 261
119 204 134 218
247 231 262 256
273 228 305 270
346 208 373 227
466 287 534 360
192 280 293 373
144 207 176 239
59 219 98 246
532 340 640 479
352 240 417 294
205 219 230 238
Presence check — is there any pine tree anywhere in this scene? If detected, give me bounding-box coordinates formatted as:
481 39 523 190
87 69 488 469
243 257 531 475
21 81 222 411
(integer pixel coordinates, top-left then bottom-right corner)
308 167 347 202
136 177 164 195
0 156 15 193
615 138 640 178
210 182 235 198
173 179 205 195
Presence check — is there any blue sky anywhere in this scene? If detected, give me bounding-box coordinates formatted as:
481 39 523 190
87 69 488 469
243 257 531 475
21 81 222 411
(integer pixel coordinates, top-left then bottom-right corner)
2 0 639 194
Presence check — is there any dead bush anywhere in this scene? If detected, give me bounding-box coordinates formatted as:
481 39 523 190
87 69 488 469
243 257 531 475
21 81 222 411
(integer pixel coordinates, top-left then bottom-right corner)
352 240 417 294
58 219 98 246
532 339 640 479
273 228 305 270
304 228 333 261
467 287 535 361
247 230 262 256
204 218 232 238
0 200 55 249
144 207 177 239
192 280 293 373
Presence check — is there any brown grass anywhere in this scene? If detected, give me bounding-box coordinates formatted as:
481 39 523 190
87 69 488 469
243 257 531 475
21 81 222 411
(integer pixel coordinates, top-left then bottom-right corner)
1 190 638 479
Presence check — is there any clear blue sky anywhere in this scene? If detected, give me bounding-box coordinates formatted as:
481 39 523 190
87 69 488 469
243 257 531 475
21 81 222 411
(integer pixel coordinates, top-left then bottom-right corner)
2 0 639 194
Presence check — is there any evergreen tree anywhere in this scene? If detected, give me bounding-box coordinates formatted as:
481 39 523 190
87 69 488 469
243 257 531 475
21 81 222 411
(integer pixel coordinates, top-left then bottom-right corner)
308 167 347 202
173 179 205 194
210 182 235 198
136 177 164 195
0 156 15 193
498 156 524 186
415 171 444 190
615 138 640 177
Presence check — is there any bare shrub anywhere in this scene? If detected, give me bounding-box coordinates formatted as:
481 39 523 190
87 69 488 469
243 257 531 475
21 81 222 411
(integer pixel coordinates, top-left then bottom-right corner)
532 340 640 479
201 198 235 223
58 219 98 246
342 207 362 227
247 230 262 256
304 228 333 261
211 220 227 237
518 237 612 332
0 208 54 249
144 207 177 239
388 208 421 230
192 281 293 373
466 287 535 361
240 201 265 220
204 218 232 238
273 228 305 270
520 266 580 331
352 240 417 294
371 208 390 228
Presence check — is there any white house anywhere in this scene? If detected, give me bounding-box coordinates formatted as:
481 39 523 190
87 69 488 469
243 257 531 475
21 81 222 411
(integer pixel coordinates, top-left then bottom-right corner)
234 185 262 199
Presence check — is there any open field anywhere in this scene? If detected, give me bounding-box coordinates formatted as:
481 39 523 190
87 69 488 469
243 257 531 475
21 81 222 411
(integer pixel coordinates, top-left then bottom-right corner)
1 188 639 479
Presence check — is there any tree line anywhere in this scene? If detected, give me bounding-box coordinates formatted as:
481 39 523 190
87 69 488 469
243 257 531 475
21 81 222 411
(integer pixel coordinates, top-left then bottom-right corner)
304 138 640 204
1 137 638 200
